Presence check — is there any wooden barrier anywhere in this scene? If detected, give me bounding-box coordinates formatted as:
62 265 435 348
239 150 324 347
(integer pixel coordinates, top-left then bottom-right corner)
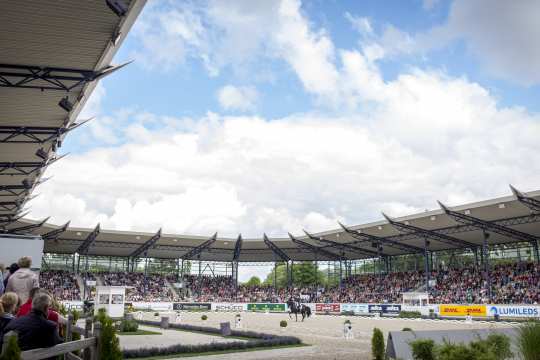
0 314 102 360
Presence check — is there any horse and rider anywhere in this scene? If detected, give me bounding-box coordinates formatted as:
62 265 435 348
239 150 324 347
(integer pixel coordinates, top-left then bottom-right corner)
287 296 311 322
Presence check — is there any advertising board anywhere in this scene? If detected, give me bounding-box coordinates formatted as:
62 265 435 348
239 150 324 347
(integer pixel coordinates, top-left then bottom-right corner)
315 303 340 313
368 304 401 315
340 303 369 315
439 304 486 317
247 303 286 312
173 303 211 311
211 303 247 312
488 305 540 318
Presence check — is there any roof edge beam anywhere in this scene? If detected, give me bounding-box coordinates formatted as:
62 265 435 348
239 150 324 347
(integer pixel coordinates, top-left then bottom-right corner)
511 185 540 213
438 201 540 244
129 228 162 258
303 229 380 257
382 213 477 249
76 223 100 254
233 234 243 261
289 232 343 261
338 221 423 253
263 234 290 262
181 232 217 260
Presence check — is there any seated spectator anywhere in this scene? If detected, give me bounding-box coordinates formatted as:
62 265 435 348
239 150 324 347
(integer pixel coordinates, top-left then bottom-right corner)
0 292 20 351
6 257 39 303
17 288 65 325
4 292 62 351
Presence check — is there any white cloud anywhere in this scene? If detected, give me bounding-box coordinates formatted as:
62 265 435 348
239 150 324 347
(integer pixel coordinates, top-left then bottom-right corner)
353 0 540 85
31 68 540 236
345 12 373 36
445 0 540 85
30 0 540 242
217 85 258 111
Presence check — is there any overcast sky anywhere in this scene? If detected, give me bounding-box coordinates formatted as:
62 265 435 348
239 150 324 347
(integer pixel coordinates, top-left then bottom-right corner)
30 0 540 250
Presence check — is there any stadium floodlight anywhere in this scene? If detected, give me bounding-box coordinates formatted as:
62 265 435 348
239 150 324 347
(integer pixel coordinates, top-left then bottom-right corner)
106 0 128 17
35 148 49 160
58 97 73 112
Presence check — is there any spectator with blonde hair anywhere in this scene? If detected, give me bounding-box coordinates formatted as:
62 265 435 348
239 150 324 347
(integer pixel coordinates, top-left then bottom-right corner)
0 292 20 351
4 291 62 351
6 257 39 303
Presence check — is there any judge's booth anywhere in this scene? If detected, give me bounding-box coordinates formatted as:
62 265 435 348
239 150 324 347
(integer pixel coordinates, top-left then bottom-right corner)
94 286 126 318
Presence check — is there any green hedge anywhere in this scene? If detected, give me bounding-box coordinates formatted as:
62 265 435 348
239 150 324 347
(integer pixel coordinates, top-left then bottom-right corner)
124 320 302 358
399 311 422 319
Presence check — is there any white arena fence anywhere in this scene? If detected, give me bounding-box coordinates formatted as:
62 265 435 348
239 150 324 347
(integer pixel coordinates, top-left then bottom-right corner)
61 300 540 320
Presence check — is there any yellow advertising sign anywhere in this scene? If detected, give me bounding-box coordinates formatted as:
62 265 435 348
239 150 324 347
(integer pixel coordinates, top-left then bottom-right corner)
439 304 486 317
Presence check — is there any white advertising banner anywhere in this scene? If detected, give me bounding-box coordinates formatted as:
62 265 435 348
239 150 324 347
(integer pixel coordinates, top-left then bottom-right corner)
488 305 540 318
211 303 247 312
131 302 174 311
340 303 370 315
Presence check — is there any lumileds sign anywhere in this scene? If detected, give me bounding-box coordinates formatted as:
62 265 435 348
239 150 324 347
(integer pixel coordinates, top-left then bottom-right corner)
341 303 369 314
368 304 401 315
247 303 286 312
488 305 540 318
173 303 211 311
211 303 247 312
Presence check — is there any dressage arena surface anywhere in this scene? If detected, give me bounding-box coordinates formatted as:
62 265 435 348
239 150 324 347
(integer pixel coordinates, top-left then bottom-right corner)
131 311 516 360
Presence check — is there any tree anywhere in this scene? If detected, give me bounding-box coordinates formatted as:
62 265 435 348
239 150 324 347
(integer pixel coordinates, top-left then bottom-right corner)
245 276 261 287
371 327 385 360
263 262 327 288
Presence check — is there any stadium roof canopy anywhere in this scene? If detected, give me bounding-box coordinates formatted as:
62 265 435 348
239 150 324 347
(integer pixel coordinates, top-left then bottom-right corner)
7 188 540 262
0 0 145 225
1 1 539 264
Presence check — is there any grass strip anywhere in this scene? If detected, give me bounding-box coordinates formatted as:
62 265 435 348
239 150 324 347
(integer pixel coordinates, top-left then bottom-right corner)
131 343 309 360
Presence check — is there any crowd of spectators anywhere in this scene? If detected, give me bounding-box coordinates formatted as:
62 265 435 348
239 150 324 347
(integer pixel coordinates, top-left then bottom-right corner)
4 260 539 305
39 270 81 301
181 262 540 305
100 272 177 302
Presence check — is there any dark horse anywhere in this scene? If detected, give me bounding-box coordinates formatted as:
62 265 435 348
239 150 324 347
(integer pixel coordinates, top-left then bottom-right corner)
287 299 312 322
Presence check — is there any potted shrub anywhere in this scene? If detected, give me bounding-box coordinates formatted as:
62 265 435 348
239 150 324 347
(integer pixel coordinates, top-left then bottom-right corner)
201 314 208 321
371 327 385 360
280 320 288 331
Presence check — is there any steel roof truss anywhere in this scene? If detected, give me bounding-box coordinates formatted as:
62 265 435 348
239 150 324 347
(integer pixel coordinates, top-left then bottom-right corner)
439 202 540 244
129 228 162 258
181 233 217 260
382 213 477 249
263 234 290 262
76 223 100 254
289 232 343 261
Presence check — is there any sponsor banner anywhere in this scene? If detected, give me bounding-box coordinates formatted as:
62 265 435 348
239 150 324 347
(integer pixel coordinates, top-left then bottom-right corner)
439 304 486 317
132 302 173 311
340 303 369 315
368 304 401 315
488 305 540 318
315 303 340 313
173 303 211 311
212 303 247 312
247 303 286 312
61 301 84 311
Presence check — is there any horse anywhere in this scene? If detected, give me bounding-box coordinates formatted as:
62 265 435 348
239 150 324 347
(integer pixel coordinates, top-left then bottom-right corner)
287 299 311 322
